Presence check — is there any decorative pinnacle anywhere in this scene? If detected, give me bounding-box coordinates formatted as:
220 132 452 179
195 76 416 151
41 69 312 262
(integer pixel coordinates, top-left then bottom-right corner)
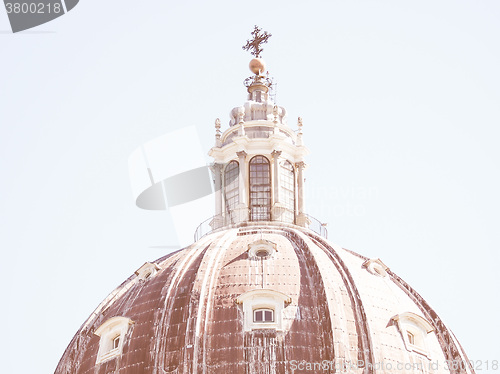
242 25 272 58
297 117 303 146
273 105 279 124
215 118 221 146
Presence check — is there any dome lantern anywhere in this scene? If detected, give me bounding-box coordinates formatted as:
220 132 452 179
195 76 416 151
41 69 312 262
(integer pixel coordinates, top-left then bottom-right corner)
207 27 312 233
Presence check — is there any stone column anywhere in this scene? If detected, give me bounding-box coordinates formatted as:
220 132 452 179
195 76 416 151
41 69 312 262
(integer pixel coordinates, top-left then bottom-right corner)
235 150 249 222
271 150 281 204
295 161 309 227
211 163 224 229
271 150 285 221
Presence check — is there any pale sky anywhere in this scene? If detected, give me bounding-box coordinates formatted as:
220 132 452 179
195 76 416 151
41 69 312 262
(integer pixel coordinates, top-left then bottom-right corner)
1 1 499 372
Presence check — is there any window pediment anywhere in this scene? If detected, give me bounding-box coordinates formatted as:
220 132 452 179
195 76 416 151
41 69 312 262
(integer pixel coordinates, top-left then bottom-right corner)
392 312 434 333
236 289 291 305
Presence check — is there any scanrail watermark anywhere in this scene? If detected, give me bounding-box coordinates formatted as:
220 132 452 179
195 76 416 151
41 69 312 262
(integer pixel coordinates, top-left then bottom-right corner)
289 359 498 373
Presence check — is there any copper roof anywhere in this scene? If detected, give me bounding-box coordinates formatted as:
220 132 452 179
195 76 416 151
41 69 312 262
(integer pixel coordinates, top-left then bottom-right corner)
56 224 474 374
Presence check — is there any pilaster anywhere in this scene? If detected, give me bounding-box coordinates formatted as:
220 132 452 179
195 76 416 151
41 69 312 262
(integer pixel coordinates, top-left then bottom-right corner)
271 150 285 221
235 150 249 222
295 161 309 227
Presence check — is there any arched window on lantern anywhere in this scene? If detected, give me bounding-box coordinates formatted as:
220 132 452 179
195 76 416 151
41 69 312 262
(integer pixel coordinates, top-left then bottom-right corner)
280 160 295 223
224 161 239 222
249 156 271 221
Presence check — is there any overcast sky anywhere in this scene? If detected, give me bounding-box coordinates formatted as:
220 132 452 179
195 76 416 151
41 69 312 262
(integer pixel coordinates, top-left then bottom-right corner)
1 1 499 372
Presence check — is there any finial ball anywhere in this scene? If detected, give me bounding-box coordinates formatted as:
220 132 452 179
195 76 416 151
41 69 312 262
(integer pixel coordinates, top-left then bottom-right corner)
249 58 266 75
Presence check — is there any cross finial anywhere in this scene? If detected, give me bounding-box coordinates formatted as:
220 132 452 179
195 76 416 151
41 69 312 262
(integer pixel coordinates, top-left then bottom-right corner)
242 25 272 58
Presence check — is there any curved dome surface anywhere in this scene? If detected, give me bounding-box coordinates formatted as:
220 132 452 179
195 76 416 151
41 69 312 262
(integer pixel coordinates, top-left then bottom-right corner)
55 223 472 374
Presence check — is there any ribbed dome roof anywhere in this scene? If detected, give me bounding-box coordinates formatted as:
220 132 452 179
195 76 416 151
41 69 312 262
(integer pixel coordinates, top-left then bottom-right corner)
56 223 472 374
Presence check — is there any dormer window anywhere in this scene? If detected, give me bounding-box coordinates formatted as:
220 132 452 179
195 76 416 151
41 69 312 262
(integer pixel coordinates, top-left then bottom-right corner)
248 239 276 259
94 316 133 364
135 262 161 281
362 258 389 277
254 308 274 322
391 312 434 358
236 289 291 331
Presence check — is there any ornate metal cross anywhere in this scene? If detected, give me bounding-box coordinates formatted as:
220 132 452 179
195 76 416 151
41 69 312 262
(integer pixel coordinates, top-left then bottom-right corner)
242 25 272 58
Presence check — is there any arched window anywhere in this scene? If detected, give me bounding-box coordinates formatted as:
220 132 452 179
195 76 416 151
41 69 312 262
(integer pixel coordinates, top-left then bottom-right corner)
249 156 271 221
280 160 295 223
224 161 239 222
254 308 274 322
113 336 121 349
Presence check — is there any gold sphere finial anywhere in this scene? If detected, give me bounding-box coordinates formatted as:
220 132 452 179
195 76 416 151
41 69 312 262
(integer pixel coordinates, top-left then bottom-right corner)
249 58 266 75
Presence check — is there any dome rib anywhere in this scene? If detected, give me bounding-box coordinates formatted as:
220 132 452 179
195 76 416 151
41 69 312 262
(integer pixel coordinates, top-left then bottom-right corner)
155 234 214 372
387 270 472 374
283 228 335 365
301 231 376 373
196 230 239 373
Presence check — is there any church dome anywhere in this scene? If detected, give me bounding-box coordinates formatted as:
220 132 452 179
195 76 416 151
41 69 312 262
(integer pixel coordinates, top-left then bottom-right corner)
56 222 473 373
56 28 474 374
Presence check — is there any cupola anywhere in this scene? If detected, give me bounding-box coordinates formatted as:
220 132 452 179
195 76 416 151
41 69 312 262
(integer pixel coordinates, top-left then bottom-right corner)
208 26 311 234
